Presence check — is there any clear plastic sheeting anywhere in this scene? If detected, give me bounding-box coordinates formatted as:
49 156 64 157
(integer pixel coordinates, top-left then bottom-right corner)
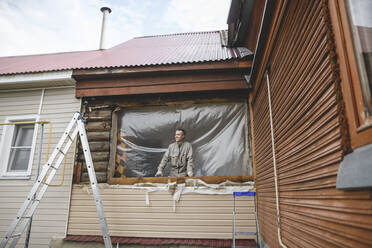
117 102 249 177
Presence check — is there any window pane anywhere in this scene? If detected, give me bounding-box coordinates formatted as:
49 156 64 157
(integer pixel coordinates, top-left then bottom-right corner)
347 0 372 114
7 148 31 172
12 124 34 147
7 123 34 172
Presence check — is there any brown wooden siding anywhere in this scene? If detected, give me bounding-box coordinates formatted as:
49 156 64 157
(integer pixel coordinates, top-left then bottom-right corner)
75 70 249 97
251 1 372 247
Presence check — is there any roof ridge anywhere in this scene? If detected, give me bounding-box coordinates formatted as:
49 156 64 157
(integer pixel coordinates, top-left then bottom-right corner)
134 30 227 39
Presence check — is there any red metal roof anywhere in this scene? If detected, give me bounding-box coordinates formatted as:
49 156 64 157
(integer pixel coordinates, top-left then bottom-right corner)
65 235 257 247
0 31 251 75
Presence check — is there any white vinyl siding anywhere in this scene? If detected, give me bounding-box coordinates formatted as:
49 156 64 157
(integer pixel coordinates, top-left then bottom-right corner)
0 87 80 248
68 185 256 240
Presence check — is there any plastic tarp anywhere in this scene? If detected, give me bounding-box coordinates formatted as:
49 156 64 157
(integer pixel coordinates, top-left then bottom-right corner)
117 102 249 177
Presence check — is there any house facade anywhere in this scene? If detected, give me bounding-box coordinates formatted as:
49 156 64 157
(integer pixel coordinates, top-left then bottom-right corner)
0 30 257 247
1 0 371 247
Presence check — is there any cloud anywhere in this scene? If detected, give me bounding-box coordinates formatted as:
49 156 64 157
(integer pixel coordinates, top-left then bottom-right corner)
0 0 100 56
0 0 145 56
163 0 230 32
0 0 230 57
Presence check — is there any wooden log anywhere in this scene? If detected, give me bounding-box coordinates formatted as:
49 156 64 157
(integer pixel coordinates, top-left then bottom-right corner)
86 121 111 132
82 161 108 172
87 131 110 141
81 171 107 183
73 162 82 184
108 107 119 180
86 110 111 121
88 141 110 152
78 151 109 161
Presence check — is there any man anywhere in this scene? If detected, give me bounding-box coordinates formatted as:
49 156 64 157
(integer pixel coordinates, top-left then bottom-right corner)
155 129 194 177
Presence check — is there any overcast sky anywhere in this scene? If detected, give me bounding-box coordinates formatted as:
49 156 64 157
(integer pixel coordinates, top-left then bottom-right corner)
0 0 230 57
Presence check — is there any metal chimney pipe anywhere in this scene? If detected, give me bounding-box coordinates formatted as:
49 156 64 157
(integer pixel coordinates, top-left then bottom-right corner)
99 6 112 50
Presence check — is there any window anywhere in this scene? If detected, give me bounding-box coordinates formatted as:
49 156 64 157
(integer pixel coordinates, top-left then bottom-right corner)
114 101 251 178
329 0 372 148
330 0 372 188
0 115 38 178
346 0 372 116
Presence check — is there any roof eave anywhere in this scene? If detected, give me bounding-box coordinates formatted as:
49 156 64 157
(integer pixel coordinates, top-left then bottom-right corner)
0 70 75 90
72 59 252 80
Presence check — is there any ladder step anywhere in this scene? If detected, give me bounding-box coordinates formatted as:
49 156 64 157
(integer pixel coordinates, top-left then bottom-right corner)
57 148 65 155
10 233 22 238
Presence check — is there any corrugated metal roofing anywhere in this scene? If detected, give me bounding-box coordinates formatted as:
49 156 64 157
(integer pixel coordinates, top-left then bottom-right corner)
65 235 257 247
0 30 251 75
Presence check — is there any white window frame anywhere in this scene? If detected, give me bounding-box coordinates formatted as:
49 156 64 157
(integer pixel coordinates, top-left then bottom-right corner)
0 115 39 178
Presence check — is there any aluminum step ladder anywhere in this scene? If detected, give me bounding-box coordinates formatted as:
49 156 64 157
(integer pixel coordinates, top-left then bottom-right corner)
0 112 112 248
232 191 260 248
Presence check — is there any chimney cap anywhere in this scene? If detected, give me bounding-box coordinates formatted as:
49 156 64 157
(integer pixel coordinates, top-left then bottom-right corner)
100 6 112 13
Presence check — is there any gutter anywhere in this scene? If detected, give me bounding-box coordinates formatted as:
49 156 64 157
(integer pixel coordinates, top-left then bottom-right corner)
0 70 75 88
248 0 276 94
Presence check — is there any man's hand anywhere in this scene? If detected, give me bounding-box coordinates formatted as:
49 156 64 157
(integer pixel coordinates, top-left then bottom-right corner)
155 170 163 177
187 171 193 177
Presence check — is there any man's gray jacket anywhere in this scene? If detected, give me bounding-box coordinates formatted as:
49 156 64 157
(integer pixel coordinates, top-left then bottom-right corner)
157 141 194 177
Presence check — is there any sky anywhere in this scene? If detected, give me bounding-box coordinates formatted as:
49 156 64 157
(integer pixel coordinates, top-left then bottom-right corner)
0 0 231 57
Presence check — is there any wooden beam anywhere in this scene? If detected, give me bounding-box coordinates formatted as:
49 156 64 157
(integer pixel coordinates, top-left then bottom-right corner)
108 107 120 180
73 60 252 79
76 80 248 97
74 162 82 184
76 71 246 89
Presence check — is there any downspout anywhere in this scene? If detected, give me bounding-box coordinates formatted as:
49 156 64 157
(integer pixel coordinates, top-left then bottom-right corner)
265 71 287 248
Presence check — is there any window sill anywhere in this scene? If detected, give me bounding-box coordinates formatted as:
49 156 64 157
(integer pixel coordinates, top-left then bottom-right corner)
336 142 372 190
0 175 30 180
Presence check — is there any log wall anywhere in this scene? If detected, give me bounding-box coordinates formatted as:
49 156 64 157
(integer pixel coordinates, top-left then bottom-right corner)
76 108 112 183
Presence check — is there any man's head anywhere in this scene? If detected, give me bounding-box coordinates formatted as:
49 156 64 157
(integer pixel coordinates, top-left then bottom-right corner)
175 128 186 143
